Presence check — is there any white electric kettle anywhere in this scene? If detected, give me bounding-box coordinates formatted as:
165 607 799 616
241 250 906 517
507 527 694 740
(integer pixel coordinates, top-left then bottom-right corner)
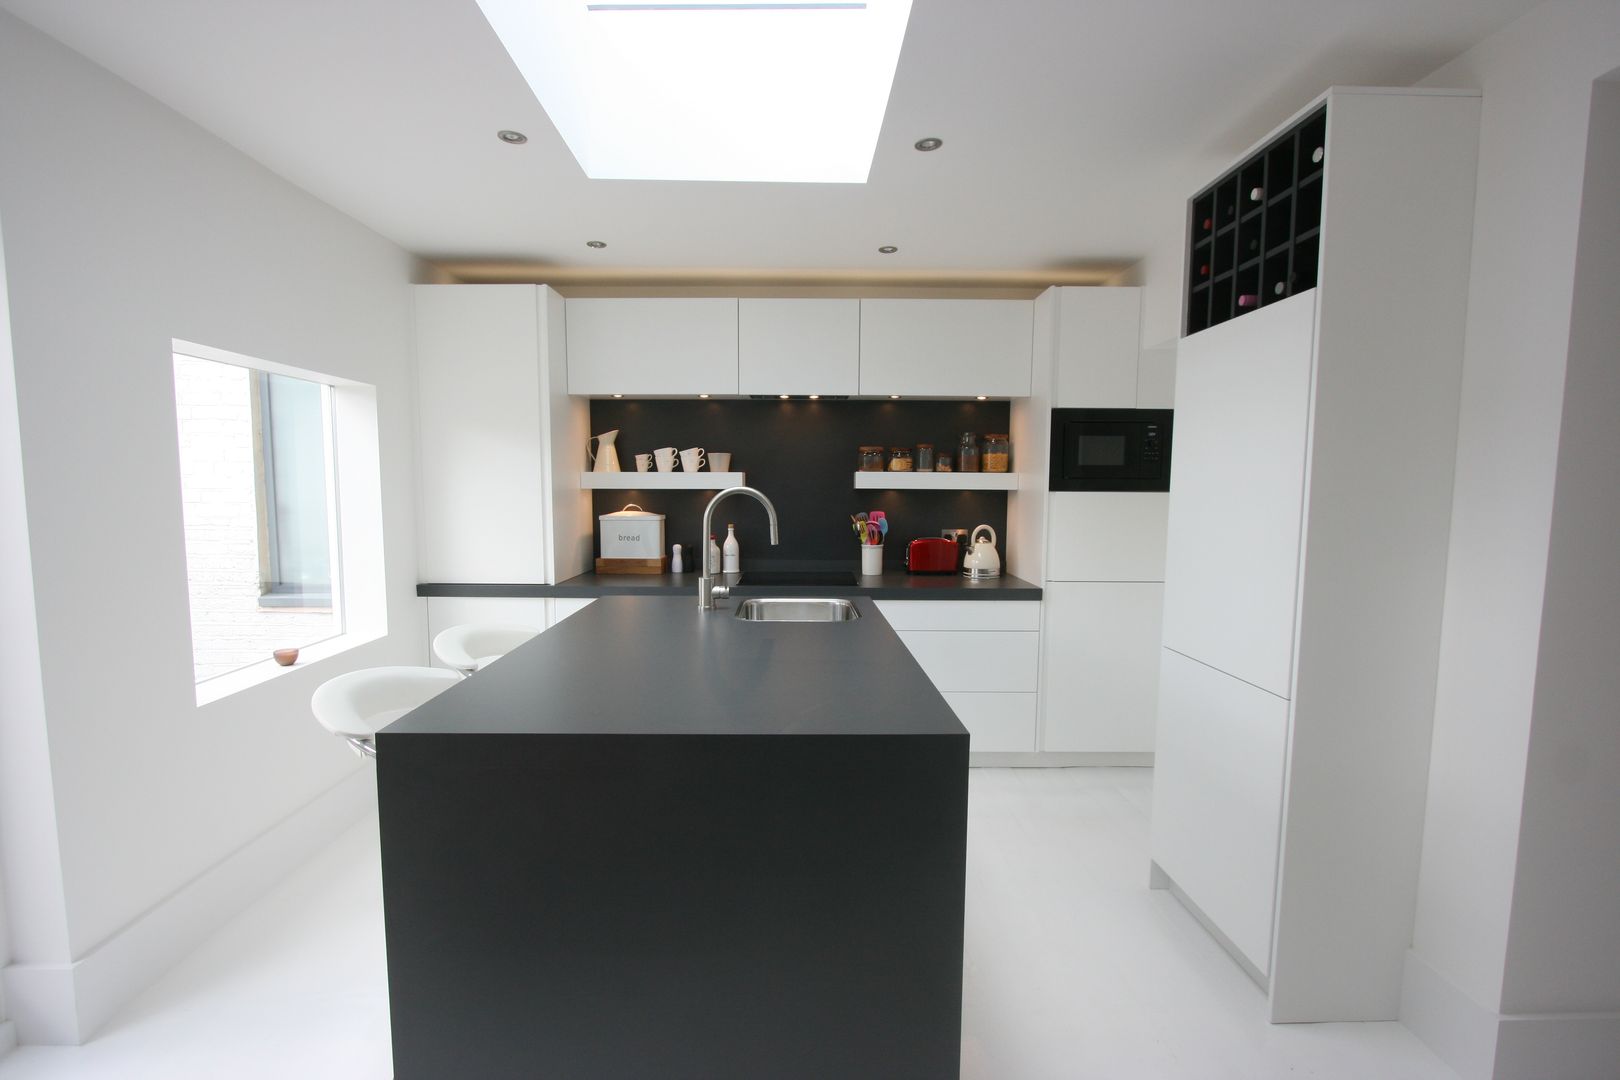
589 430 621 473
961 524 1001 580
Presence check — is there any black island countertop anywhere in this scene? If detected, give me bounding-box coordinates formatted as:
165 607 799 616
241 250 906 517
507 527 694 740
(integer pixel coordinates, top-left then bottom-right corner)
386 594 964 738
375 593 970 1078
417 568 1041 601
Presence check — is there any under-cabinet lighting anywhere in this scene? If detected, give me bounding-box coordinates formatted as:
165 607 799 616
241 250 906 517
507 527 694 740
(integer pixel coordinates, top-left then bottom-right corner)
889 394 901 400
808 394 820 400
779 394 790 400
612 393 623 398
473 0 914 183
976 395 988 400
699 393 710 399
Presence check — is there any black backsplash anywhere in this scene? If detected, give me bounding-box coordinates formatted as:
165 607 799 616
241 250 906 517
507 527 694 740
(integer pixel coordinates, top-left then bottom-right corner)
589 399 1012 572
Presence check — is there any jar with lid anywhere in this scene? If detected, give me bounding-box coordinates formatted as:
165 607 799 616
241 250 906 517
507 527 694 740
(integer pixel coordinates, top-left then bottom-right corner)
983 434 1011 473
887 447 914 472
958 432 981 473
858 445 886 472
915 443 935 472
936 453 953 473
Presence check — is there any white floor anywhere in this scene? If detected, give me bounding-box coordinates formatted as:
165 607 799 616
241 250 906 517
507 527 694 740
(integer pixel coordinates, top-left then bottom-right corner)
0 768 1457 1080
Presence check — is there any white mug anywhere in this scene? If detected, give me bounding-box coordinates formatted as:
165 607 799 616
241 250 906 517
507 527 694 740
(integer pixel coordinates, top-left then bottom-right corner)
635 453 654 473
653 447 678 471
680 447 706 472
707 451 731 473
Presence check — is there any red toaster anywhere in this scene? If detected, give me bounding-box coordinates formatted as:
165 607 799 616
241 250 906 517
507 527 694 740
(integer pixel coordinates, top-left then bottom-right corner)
906 537 960 574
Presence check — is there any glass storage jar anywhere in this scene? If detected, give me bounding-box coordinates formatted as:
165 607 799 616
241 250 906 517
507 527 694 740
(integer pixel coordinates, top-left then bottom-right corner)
915 443 935 471
936 453 953 472
858 445 886 472
983 433 1011 473
887 447 914 472
958 432 981 473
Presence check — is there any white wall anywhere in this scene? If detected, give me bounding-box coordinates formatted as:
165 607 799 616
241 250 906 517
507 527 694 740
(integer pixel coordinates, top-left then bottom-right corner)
1408 0 1620 1015
1498 72 1620 1021
0 12 422 1042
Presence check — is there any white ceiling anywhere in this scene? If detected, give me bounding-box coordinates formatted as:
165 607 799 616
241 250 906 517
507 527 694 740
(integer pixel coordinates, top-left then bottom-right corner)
1 0 1536 284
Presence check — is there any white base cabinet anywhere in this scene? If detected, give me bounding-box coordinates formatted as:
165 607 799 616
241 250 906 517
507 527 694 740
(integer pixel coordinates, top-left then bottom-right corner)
876 601 1040 752
1040 582 1163 753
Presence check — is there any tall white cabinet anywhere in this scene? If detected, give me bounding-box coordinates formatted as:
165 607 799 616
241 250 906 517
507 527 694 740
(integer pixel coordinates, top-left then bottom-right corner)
1150 88 1481 1022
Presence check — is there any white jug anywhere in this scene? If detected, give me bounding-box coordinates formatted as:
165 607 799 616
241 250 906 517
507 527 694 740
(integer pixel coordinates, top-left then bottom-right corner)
589 430 621 473
960 524 1002 580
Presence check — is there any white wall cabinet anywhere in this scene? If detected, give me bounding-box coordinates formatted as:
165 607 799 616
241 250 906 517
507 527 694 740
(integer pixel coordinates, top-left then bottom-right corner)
1150 88 1480 1022
876 600 1040 752
1053 287 1142 408
858 299 1033 398
565 298 739 396
738 299 859 396
1040 582 1163 753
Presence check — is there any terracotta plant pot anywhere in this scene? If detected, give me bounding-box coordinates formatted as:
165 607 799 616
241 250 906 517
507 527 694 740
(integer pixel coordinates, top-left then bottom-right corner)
273 648 299 667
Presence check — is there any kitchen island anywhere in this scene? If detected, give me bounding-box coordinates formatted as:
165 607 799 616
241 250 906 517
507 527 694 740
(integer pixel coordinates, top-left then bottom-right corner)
375 594 969 1079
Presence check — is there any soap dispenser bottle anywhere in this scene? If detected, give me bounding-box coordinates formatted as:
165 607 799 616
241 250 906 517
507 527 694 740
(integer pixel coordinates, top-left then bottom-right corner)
722 524 740 574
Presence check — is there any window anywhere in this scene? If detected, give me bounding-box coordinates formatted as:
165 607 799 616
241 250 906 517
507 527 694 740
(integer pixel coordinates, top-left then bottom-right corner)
172 344 344 684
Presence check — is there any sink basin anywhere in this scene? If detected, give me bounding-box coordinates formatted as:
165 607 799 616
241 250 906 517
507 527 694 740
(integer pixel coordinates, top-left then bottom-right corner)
733 598 860 622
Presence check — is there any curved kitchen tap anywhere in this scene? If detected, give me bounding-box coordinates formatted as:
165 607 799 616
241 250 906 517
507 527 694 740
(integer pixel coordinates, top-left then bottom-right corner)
699 486 779 610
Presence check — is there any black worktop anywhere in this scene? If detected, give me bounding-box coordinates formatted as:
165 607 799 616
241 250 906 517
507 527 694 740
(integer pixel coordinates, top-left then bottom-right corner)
416 569 1042 600
385 594 963 739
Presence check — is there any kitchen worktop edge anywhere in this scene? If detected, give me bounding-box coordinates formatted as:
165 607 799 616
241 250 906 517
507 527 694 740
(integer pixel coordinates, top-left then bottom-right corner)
417 571 1041 600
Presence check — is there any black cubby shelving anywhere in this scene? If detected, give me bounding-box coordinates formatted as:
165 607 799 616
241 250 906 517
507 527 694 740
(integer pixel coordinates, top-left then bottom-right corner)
1184 105 1326 336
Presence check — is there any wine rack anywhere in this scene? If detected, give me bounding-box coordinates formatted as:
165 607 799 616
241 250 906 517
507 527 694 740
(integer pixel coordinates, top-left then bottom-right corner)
1185 106 1326 336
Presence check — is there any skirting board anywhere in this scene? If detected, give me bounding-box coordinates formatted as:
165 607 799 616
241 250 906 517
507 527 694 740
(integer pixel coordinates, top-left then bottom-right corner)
1 768 375 1045
970 752 1153 768
1401 950 1620 1080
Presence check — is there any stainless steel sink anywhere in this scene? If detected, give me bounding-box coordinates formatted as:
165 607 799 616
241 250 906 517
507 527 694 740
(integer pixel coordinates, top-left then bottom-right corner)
733 598 860 622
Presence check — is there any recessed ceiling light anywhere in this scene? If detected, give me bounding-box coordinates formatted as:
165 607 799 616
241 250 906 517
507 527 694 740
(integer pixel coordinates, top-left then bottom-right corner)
878 245 898 254
475 0 914 182
914 136 943 152
586 240 607 249
497 129 528 144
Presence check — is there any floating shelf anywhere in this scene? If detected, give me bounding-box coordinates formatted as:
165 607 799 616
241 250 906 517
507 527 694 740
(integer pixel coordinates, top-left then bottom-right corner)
581 471 746 490
853 472 1018 491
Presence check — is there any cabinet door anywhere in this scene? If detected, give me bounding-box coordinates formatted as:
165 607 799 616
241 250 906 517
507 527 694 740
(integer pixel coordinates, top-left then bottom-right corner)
1161 293 1313 697
1054 287 1141 408
894 631 1040 693
415 286 548 583
858 299 1033 397
565 298 738 396
738 299 859 396
1039 581 1163 752
1045 492 1169 582
1150 648 1288 977
942 692 1037 753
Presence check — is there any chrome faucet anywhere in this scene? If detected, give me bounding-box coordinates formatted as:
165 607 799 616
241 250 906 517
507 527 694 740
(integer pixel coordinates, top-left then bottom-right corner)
699 486 779 610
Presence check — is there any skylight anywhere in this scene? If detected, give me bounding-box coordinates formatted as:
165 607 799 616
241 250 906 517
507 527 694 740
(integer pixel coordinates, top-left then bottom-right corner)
474 0 914 183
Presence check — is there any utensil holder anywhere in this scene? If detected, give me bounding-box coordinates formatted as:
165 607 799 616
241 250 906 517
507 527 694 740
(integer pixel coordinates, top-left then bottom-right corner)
860 544 884 577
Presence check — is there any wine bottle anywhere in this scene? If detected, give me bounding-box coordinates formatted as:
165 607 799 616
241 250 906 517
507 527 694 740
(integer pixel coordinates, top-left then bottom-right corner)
1311 146 1324 164
1249 186 1264 202
1237 294 1259 309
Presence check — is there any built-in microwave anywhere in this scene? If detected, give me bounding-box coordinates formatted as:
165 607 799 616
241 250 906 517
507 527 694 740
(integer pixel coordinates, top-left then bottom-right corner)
1049 408 1173 491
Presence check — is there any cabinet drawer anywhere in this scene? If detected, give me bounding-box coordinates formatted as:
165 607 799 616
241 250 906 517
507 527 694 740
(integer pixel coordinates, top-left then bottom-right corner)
942 692 1037 753
895 631 1039 692
875 600 1040 632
